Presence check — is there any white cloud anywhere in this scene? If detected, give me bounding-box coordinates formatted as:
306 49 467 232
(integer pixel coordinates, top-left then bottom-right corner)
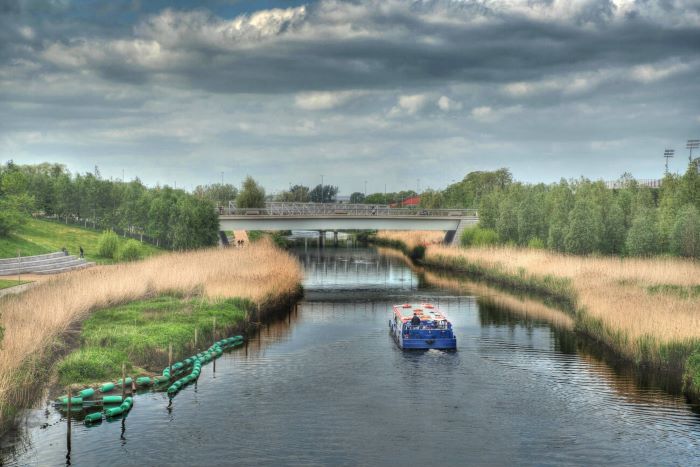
294 91 362 110
438 96 462 112
470 105 522 123
631 62 691 83
389 94 428 116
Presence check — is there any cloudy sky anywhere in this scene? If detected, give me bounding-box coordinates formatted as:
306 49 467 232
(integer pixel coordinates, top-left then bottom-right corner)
1 0 699 194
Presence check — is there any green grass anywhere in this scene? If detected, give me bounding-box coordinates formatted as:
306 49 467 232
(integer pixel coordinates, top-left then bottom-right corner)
57 295 249 385
647 284 700 299
0 217 161 263
0 279 30 290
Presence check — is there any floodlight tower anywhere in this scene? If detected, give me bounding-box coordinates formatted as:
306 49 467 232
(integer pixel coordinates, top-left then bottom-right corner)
687 139 700 163
663 149 675 175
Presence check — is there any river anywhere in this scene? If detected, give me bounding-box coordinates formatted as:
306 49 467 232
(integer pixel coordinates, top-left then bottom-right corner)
2 246 700 465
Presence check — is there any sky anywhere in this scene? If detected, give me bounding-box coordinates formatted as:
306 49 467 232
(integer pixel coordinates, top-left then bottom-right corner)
1 0 699 195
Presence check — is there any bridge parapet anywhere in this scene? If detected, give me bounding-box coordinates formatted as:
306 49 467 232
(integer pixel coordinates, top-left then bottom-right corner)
219 202 477 218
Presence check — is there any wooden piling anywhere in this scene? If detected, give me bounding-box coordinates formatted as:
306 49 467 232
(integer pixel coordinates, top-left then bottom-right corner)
194 327 198 352
168 343 173 379
121 363 126 400
66 387 72 451
212 317 216 341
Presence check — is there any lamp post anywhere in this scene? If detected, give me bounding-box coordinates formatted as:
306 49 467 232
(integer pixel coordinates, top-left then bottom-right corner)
687 140 700 163
664 149 675 175
321 175 324 203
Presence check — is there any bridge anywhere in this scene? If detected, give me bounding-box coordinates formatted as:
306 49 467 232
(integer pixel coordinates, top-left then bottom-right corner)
218 202 479 245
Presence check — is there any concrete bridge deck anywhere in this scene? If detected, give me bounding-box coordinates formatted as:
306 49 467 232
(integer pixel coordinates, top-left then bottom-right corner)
218 202 478 232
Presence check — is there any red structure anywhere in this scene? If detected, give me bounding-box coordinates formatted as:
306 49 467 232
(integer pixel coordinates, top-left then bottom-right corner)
390 195 420 208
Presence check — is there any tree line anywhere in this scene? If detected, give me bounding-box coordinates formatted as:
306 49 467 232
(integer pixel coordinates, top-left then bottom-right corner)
0 162 219 250
426 165 700 258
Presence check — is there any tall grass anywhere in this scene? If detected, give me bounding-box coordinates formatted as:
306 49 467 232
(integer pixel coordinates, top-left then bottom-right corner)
0 239 301 429
424 245 700 371
375 230 445 251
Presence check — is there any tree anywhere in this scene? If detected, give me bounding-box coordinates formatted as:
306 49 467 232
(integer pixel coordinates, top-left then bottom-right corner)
495 196 519 243
236 176 266 208
309 184 338 203
349 192 365 203
419 189 444 209
193 183 238 207
625 208 661 256
564 198 602 254
670 204 700 258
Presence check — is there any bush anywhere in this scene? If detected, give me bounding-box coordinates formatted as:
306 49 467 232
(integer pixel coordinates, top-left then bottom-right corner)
626 209 661 256
461 227 499 247
410 244 426 260
527 237 545 249
119 239 143 262
670 204 700 258
97 230 119 259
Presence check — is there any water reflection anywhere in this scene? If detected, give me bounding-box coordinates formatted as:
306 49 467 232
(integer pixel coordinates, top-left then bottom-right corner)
2 246 700 466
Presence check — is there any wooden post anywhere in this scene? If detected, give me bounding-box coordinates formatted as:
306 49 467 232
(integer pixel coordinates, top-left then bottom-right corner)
168 343 173 379
212 317 216 341
121 363 126 400
194 327 198 352
66 387 72 451
17 249 21 285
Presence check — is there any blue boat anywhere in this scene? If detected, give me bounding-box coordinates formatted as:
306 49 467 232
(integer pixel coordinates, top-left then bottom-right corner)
389 303 457 350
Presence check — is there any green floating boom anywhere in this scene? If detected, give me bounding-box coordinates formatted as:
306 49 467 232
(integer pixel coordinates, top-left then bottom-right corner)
78 388 95 399
102 395 123 404
84 412 103 424
100 382 115 393
58 396 83 406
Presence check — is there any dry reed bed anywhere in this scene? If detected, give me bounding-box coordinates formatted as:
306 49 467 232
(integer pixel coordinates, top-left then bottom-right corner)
375 230 445 251
423 271 575 330
426 245 700 363
0 240 301 426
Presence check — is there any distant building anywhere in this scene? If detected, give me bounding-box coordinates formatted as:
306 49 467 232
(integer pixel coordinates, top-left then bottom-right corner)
390 195 420 208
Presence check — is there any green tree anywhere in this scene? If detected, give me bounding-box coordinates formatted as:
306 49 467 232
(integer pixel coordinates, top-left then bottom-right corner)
670 204 700 258
564 198 603 254
309 184 338 203
349 192 365 203
625 208 661 256
495 196 519 243
236 176 266 208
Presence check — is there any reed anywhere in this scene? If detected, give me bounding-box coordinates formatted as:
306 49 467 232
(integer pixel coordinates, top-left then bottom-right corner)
0 239 302 429
374 230 445 251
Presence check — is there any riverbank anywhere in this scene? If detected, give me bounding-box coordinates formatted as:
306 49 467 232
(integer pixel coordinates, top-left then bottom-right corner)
0 240 302 433
374 231 700 397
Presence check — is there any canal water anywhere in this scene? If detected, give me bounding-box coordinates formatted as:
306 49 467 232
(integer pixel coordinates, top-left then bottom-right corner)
2 247 700 465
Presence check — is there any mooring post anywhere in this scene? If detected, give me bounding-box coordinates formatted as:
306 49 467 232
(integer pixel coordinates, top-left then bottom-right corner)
194 327 198 352
121 363 126 400
212 317 216 341
66 387 72 451
168 343 173 379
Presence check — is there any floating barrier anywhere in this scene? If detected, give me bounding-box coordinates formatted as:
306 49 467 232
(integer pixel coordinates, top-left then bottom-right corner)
57 334 245 425
102 395 123 404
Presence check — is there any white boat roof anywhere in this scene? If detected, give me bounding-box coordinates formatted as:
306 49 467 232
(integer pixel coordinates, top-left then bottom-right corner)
392 303 448 322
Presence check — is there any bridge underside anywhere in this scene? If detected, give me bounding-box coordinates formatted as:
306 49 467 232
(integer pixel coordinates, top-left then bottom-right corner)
219 216 477 232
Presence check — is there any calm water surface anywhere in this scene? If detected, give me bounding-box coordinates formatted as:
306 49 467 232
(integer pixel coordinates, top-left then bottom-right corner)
2 247 700 466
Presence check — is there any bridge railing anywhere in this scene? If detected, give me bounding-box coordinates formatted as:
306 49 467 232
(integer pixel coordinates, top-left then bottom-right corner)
219 202 477 218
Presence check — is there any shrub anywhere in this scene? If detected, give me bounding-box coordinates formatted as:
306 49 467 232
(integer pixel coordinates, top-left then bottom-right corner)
670 204 700 258
410 244 426 260
461 227 499 247
626 208 661 256
527 237 545 249
119 239 143 262
97 230 119 259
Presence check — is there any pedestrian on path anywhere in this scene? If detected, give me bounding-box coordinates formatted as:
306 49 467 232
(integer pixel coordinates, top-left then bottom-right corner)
79 246 84 258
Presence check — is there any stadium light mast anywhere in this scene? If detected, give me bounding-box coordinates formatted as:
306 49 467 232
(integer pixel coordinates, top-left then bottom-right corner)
687 139 700 163
664 149 675 175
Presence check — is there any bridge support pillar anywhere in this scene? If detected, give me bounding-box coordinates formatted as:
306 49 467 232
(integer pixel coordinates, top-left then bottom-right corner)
319 230 325 249
333 230 338 247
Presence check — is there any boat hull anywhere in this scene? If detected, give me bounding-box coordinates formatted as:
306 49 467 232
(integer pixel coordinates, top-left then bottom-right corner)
389 320 457 350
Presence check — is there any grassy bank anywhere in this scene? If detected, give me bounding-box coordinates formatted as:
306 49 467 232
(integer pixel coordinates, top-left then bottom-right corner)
57 295 250 385
0 240 302 430
0 217 161 263
0 280 30 291
375 231 700 396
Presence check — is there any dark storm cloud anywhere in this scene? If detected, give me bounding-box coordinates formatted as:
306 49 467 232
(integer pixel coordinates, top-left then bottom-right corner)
1 0 699 190
4 0 696 94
